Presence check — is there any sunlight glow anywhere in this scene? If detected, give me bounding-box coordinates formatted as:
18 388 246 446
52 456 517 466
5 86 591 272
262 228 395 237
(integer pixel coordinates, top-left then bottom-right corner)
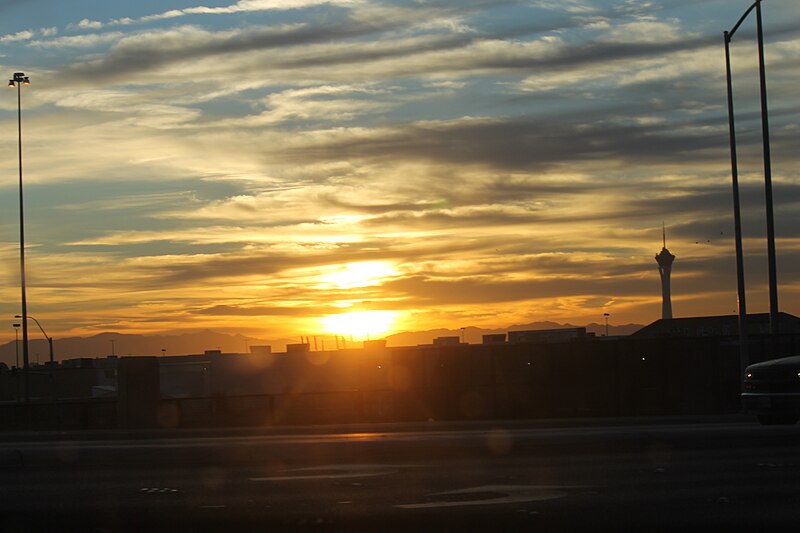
322 310 398 340
318 261 397 289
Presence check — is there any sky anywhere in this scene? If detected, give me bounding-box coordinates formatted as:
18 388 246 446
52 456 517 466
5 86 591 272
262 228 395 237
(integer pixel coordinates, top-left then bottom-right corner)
0 0 798 344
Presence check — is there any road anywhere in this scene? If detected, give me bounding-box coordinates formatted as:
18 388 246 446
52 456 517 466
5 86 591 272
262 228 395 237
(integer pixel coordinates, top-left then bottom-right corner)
3 416 800 531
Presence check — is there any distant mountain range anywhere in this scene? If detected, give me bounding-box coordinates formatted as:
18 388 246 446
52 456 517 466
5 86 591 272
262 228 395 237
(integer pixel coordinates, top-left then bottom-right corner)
0 330 273 367
0 321 644 367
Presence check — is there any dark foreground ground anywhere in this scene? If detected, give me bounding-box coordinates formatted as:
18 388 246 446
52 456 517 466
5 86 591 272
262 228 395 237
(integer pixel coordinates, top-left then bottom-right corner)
3 415 800 532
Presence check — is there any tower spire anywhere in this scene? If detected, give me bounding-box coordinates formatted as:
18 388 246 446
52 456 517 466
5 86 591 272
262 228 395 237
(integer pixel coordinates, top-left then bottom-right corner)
656 224 675 320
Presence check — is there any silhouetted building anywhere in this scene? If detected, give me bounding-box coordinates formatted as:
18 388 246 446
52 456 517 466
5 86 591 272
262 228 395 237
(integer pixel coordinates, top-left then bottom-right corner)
249 345 272 355
632 312 800 338
286 343 310 353
363 339 388 349
508 327 590 343
431 336 461 347
655 226 675 319
482 334 507 345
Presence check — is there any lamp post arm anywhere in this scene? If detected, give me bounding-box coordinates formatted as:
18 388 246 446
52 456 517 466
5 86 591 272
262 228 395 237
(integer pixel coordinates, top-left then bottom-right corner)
29 315 46 338
728 1 760 39
25 315 54 364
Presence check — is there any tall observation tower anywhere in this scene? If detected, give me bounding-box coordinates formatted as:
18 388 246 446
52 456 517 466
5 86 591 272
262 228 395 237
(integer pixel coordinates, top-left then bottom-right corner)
655 224 675 320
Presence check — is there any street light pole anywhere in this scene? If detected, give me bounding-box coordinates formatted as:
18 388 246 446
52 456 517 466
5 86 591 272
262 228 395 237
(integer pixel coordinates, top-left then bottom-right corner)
8 72 30 404
603 313 610 337
755 1 779 334
724 1 779 336
725 0 780 380
12 323 20 368
12 323 20 401
16 314 54 364
724 30 749 381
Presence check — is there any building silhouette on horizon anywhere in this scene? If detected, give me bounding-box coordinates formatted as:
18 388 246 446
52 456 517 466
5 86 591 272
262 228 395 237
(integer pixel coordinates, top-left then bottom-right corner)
655 225 675 319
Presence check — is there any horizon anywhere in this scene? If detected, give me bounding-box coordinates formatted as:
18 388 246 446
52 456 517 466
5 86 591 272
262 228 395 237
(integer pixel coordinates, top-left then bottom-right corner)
0 318 649 364
0 1 798 343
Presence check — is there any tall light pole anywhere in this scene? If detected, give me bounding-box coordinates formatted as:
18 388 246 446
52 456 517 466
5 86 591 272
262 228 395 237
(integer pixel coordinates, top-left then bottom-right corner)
12 323 20 368
12 323 20 401
724 1 779 339
724 27 749 382
603 313 610 337
755 2 779 335
8 72 30 404
16 314 53 364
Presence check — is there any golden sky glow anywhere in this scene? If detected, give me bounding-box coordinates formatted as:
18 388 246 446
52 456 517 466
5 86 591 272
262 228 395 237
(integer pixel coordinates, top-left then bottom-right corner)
317 261 398 290
321 310 398 341
0 0 799 353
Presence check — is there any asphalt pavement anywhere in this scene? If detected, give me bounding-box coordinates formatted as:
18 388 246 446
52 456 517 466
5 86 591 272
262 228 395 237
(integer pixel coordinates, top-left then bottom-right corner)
3 415 800 532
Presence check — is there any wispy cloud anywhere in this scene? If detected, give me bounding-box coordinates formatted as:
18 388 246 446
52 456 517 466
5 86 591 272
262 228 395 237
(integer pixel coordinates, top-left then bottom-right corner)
118 0 364 25
73 18 103 30
0 29 33 42
30 31 124 49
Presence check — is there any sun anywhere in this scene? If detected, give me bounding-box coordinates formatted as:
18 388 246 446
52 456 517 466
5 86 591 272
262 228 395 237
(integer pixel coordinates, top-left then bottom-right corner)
322 310 398 340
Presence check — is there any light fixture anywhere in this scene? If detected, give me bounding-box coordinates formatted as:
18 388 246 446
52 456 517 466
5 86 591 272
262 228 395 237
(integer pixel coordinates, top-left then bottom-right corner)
10 72 29 86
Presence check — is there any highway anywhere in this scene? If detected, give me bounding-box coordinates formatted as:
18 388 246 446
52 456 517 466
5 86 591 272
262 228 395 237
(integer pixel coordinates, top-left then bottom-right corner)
3 416 800 531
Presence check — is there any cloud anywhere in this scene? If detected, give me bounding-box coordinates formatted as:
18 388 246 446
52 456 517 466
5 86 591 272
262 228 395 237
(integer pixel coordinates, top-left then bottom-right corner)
603 19 683 44
30 31 124 49
51 1 720 90
52 89 201 128
73 18 103 30
218 84 393 126
194 304 330 316
271 115 729 172
0 30 33 42
116 0 365 26
59 20 399 83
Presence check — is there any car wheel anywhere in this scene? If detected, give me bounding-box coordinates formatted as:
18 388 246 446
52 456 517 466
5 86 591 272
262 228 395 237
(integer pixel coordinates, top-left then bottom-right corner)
757 414 799 425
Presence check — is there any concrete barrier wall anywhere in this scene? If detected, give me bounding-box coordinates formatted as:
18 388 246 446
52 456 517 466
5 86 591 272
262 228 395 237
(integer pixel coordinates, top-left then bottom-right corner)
0 399 116 430
117 357 160 429
0 336 758 430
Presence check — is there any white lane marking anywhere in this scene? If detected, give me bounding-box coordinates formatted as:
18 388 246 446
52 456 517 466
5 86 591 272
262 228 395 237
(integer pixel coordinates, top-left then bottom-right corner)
250 464 406 481
396 485 574 509
141 487 180 494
